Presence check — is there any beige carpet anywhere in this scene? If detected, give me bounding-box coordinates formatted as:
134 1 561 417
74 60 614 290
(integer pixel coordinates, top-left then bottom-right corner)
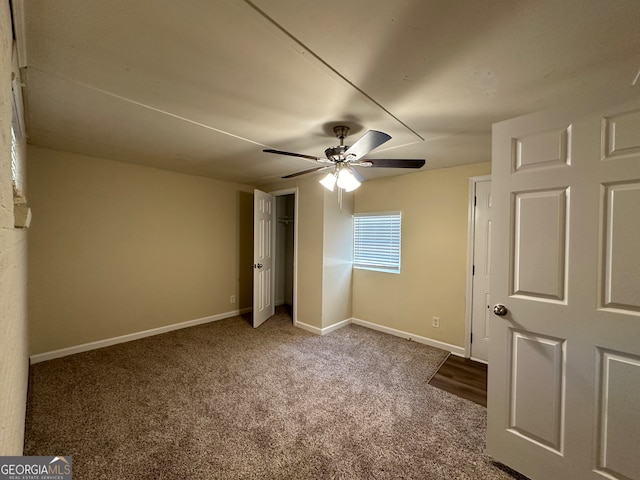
24 308 526 479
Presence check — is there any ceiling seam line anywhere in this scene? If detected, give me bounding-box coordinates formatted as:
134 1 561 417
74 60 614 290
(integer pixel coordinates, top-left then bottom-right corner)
632 67 640 86
242 0 424 142
27 65 270 147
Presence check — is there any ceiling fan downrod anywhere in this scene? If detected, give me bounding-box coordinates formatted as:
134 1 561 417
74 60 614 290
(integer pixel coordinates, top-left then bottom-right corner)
333 125 350 145
325 125 351 161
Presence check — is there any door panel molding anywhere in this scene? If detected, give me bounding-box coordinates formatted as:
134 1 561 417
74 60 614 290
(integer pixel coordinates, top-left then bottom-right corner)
595 348 640 479
601 109 640 161
598 181 640 314
508 330 566 454
511 188 569 303
512 125 572 172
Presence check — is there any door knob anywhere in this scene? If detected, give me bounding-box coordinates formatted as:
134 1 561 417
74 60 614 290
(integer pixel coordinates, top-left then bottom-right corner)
493 304 508 316
253 263 263 269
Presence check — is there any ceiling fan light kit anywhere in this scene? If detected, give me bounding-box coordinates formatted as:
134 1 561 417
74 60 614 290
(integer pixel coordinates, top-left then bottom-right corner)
263 124 426 204
319 172 337 191
335 165 361 192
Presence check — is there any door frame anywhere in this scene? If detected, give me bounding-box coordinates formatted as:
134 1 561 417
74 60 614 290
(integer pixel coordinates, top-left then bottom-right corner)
270 187 299 326
464 174 492 360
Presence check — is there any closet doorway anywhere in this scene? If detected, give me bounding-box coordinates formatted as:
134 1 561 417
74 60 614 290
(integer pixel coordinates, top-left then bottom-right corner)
273 188 298 324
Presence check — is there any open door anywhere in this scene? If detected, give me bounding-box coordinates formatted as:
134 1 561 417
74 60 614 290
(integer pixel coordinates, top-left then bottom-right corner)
253 189 275 328
470 178 491 363
487 98 640 479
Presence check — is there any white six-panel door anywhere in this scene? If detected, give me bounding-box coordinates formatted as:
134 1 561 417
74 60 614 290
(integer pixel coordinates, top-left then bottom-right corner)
253 189 275 328
487 99 640 479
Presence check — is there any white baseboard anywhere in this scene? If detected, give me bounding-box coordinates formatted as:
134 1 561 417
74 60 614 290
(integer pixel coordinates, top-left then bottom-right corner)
470 356 488 364
294 321 322 335
295 317 351 336
295 316 465 356
321 318 351 335
30 307 252 364
350 318 465 356
32 310 465 363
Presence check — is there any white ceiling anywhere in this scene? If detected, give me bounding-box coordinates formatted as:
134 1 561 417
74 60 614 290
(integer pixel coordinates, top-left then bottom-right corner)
15 0 640 186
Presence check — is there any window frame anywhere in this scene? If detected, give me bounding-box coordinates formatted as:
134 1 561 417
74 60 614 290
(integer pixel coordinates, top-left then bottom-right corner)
11 72 26 202
352 211 402 274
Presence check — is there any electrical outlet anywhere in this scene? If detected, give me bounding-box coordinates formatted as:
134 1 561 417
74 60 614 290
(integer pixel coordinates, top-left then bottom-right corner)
432 316 440 328
230 295 236 304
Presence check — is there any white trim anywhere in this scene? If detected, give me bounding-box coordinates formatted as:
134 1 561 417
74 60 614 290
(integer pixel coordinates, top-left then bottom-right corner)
32 309 466 364
11 1 28 67
295 316 465 356
321 318 351 335
29 308 251 364
465 175 492 360
294 321 323 335
294 317 351 336
351 318 465 356
470 356 488 364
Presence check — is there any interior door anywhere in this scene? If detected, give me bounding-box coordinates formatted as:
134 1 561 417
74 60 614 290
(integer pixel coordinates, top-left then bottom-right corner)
470 179 492 362
487 99 640 479
253 189 275 328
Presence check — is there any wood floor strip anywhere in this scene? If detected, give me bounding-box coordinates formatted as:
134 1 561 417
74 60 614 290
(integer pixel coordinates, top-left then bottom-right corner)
429 355 488 407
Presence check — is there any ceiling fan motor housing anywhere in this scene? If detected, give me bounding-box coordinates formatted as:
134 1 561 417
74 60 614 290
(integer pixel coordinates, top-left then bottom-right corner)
325 126 354 161
324 125 349 163
324 145 348 162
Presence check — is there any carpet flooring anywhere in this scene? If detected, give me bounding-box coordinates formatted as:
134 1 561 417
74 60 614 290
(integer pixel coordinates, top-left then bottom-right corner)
24 308 526 479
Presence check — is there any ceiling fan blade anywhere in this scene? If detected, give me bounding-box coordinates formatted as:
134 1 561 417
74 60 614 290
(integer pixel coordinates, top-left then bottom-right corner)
354 159 426 169
263 149 322 161
282 165 331 179
343 130 391 161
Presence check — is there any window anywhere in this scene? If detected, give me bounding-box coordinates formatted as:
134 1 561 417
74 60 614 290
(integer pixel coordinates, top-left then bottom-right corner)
353 212 401 274
11 126 25 199
9 64 31 229
11 73 26 201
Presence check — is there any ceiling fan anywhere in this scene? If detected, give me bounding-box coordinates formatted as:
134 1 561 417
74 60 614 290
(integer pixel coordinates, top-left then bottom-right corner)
263 126 426 192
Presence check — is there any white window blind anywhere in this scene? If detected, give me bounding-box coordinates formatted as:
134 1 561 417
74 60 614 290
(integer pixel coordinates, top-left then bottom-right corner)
11 72 26 200
11 127 24 198
353 212 401 274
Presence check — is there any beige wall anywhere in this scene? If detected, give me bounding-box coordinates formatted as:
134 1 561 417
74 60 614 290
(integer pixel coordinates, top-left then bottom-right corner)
0 0 29 454
28 146 253 355
26 147 489 356
322 190 353 328
353 162 491 348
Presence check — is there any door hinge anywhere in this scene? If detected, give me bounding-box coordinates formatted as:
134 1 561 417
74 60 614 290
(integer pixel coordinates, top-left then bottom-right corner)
472 265 475 275
474 196 477 206
470 332 473 343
